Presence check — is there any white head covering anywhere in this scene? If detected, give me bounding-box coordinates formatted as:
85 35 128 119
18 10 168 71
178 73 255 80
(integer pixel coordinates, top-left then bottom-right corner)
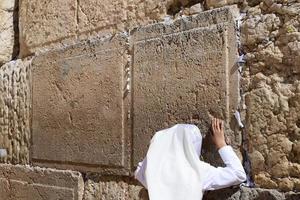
145 124 204 200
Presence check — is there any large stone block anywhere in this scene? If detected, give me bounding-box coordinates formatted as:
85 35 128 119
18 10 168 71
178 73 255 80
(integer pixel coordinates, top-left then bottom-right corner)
0 164 83 200
19 0 77 56
31 35 130 174
0 0 15 64
131 7 239 165
77 0 167 33
245 74 300 191
19 0 169 56
0 59 31 164
83 175 148 200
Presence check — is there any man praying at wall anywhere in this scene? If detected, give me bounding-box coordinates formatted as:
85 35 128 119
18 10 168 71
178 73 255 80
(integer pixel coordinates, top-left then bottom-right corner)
134 118 246 200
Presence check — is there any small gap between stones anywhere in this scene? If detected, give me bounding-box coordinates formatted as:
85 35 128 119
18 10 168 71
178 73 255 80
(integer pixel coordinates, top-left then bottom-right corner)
167 0 204 16
12 0 20 60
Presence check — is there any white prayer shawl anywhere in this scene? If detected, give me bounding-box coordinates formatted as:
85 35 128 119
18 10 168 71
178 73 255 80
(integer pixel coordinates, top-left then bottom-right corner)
145 124 204 200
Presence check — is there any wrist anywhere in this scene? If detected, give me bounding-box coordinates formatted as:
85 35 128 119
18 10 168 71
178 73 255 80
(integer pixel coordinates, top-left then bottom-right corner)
216 141 226 149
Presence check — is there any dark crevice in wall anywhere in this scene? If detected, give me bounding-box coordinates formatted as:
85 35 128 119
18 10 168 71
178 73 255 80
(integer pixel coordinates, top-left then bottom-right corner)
241 128 255 187
232 7 255 187
12 0 20 60
167 0 204 15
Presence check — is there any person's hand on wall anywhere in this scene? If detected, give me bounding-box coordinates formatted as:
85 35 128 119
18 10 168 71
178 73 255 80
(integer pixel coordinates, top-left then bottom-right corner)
211 118 226 149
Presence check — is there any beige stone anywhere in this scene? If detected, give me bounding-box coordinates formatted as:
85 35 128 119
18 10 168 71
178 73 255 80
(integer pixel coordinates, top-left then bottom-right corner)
19 0 77 56
294 179 300 191
245 79 300 188
205 0 239 9
290 163 300 178
78 0 169 33
131 7 239 165
0 0 15 64
254 173 278 189
0 59 31 164
242 1 300 190
183 3 204 15
292 141 300 163
249 150 265 174
83 176 149 200
31 35 130 174
19 0 170 56
0 164 83 200
278 178 294 192
77 0 127 33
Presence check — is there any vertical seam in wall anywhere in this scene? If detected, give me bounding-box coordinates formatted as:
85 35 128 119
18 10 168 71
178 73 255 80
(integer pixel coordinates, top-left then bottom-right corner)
224 28 230 122
29 58 33 165
12 0 20 60
75 0 80 39
235 10 254 187
129 34 135 173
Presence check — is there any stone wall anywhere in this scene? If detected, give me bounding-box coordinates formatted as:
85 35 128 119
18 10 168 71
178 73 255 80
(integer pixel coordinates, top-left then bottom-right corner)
0 0 299 199
241 0 300 192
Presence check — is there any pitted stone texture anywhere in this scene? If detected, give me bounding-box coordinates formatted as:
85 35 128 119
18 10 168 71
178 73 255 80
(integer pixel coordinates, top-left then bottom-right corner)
19 0 77 57
205 0 240 9
132 7 239 166
0 0 15 64
241 1 300 191
19 0 169 56
83 175 148 200
83 177 300 200
246 77 300 191
0 164 83 200
204 187 300 200
31 35 130 174
0 59 31 164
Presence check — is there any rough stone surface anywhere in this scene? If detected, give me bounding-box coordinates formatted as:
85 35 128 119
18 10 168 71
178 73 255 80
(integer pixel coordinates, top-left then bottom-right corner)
241 1 300 191
204 187 300 200
205 0 240 9
0 164 84 200
132 7 240 166
19 0 172 56
31 35 131 174
2 0 299 198
83 177 300 200
83 175 148 200
0 0 15 64
19 0 77 57
0 59 31 164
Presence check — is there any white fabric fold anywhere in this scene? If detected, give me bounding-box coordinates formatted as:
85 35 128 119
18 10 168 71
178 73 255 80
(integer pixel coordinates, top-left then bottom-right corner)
145 124 204 200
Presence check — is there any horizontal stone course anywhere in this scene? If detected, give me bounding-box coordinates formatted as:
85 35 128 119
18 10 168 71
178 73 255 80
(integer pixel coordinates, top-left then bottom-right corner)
0 164 84 200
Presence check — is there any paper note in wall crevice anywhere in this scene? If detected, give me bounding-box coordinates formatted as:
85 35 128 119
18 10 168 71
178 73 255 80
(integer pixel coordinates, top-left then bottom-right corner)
234 111 244 128
0 149 7 158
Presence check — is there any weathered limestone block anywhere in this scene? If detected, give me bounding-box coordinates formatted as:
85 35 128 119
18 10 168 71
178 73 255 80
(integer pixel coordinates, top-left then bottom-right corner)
19 0 77 57
205 0 240 9
31 35 130 174
241 2 300 191
0 0 15 64
0 59 31 164
0 164 83 200
131 7 239 166
204 187 300 200
83 176 149 200
83 177 300 200
77 0 126 33
245 76 300 191
78 0 171 33
241 13 281 47
19 0 169 56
